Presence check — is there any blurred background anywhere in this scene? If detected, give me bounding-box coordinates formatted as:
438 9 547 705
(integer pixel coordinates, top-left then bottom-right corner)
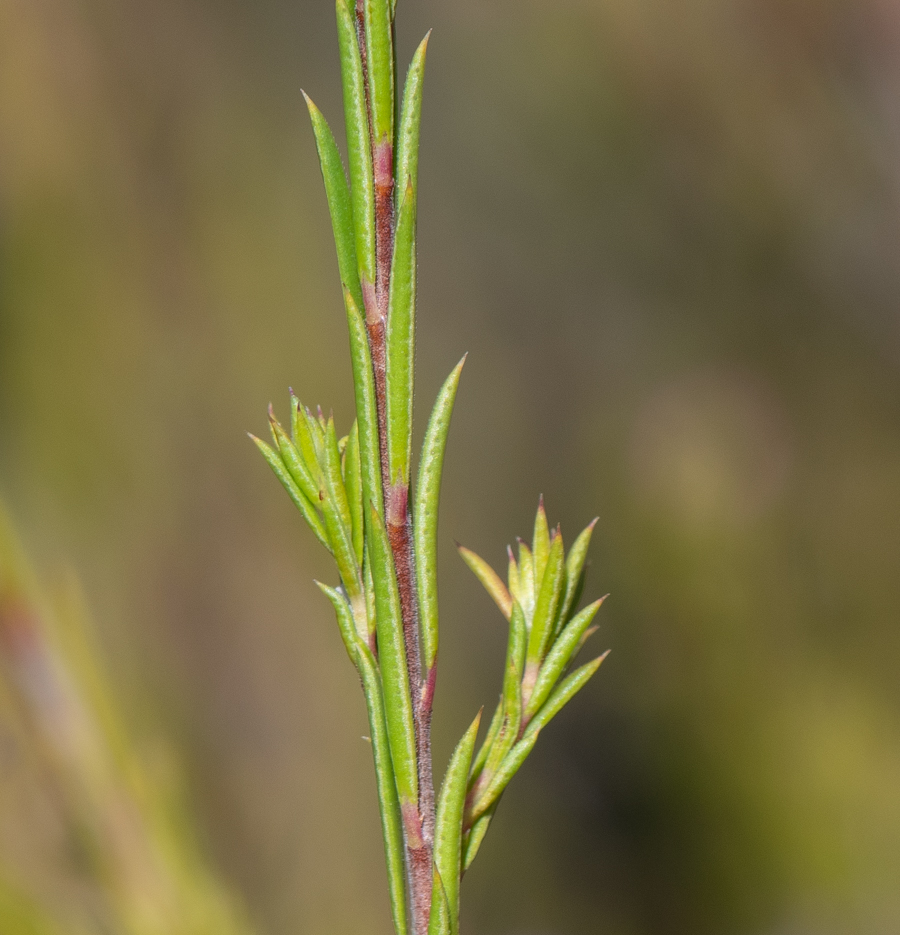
2 0 900 933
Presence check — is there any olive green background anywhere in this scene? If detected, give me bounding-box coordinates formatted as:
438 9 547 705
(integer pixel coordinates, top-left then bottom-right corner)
2 0 900 933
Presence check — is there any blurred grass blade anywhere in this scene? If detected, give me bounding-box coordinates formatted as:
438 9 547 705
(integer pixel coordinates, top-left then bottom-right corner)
532 497 550 587
251 435 330 549
368 502 418 805
431 711 481 933
344 420 364 565
336 0 375 285
414 355 466 670
303 93 363 310
342 287 383 513
386 181 416 484
396 34 429 197
525 531 565 670
364 0 394 144
457 546 511 619
523 598 604 722
356 643 410 935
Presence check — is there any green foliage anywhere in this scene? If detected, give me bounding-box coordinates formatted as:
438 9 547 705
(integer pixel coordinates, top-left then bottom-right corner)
255 2 607 931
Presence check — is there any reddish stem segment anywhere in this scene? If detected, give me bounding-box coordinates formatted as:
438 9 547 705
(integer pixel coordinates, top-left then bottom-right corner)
354 7 435 933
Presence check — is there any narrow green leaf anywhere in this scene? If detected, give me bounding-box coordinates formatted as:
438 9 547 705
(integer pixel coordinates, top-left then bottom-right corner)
457 546 511 620
385 181 416 484
344 421 364 566
427 869 451 935
517 540 535 620
300 404 327 469
523 598 604 723
462 805 496 872
343 287 383 517
505 601 528 705
315 581 362 669
468 697 503 788
414 356 465 670
396 34 429 199
251 435 330 550
364 0 394 144
468 731 539 825
364 545 377 644
368 503 418 804
324 417 356 558
532 497 550 588
506 545 520 607
524 654 606 739
319 419 363 598
470 656 604 826
336 0 375 285
303 93 363 310
558 517 598 626
356 642 409 935
481 601 527 781
269 409 319 503
526 531 565 670
432 711 481 934
573 623 600 661
291 398 319 474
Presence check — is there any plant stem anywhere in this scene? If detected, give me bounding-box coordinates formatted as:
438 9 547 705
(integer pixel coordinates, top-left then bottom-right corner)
355 2 435 929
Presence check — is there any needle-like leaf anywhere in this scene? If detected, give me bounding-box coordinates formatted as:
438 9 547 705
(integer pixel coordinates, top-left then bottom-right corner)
524 654 606 738
558 517 598 627
415 356 466 670
532 497 550 588
517 540 535 621
469 656 604 826
344 421 364 566
336 0 375 286
396 34 429 202
523 598 604 722
315 581 362 668
461 804 496 872
386 181 416 484
303 93 363 310
342 287 382 515
368 502 418 806
269 409 319 504
526 531 565 671
324 417 357 561
356 642 410 935
457 546 512 620
468 696 503 788
431 711 481 934
364 0 394 145
251 435 330 550
506 545 520 606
